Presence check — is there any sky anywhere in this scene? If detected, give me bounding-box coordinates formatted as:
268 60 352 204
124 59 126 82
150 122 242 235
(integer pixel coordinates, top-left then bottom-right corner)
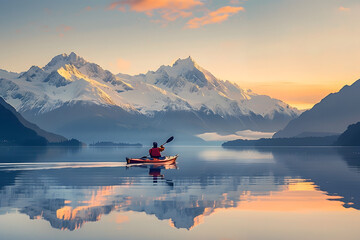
0 0 359 109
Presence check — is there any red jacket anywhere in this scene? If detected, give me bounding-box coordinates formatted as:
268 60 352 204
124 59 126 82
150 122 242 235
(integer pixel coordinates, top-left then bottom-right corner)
149 146 165 158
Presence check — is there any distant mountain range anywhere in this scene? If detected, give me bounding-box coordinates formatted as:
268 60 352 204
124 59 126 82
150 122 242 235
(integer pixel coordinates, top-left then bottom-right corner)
0 53 300 143
223 120 360 147
0 97 80 146
274 80 360 138
222 135 340 147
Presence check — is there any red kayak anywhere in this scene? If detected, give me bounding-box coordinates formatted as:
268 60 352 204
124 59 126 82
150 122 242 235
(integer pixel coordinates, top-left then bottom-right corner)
126 155 178 164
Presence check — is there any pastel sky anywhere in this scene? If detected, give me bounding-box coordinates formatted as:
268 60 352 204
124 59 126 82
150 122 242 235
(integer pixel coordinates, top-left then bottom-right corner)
0 0 359 109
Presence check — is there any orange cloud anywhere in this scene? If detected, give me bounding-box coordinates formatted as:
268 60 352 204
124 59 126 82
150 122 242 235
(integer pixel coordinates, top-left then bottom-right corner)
109 0 203 12
108 2 120 10
108 0 203 21
338 6 350 12
56 25 73 38
160 9 193 21
187 6 244 29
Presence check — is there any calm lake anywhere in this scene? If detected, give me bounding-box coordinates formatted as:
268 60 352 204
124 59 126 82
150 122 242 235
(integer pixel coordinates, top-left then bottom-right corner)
0 146 359 240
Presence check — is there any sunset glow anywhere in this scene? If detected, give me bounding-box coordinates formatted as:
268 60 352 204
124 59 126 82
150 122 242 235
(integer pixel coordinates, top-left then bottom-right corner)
1 0 359 108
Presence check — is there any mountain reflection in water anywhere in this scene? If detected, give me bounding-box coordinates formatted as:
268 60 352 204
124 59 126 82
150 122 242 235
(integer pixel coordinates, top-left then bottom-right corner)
0 146 359 233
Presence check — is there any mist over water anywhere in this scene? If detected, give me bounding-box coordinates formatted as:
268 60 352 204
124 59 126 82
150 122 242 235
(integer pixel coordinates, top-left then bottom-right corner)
0 146 359 240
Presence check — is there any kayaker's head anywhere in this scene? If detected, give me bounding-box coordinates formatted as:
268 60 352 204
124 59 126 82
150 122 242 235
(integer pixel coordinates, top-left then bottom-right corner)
153 142 158 148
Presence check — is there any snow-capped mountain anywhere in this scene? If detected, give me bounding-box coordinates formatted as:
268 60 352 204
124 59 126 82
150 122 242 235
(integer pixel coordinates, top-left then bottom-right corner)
121 56 299 118
0 53 300 143
1 53 136 113
274 79 360 138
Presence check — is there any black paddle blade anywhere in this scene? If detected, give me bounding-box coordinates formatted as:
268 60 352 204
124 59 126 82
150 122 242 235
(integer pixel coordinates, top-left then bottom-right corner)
166 136 174 144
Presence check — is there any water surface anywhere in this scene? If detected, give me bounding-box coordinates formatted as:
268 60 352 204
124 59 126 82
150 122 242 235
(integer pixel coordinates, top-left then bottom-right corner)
0 146 359 240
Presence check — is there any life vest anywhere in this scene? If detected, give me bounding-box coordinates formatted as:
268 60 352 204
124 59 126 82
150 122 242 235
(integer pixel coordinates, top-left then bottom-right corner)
149 147 164 158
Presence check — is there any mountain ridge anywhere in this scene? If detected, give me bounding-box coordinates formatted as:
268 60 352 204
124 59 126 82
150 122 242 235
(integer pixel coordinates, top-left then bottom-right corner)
0 97 79 145
0 97 67 143
0 52 300 143
0 52 300 118
122 54 300 118
274 79 360 138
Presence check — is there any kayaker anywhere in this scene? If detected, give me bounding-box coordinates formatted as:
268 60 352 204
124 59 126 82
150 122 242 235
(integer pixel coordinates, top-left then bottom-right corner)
149 142 165 159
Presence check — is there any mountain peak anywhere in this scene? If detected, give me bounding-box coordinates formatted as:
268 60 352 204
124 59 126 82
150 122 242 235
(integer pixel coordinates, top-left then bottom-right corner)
154 56 199 77
44 52 87 72
19 65 47 82
69 51 77 57
173 56 197 68
68 52 82 62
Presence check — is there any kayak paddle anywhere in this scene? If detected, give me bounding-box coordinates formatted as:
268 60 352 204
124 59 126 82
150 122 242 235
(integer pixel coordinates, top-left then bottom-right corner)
162 136 174 146
141 136 174 158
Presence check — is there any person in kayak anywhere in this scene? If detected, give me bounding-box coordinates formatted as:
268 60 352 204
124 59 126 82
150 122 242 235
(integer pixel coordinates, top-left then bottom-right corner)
149 142 165 159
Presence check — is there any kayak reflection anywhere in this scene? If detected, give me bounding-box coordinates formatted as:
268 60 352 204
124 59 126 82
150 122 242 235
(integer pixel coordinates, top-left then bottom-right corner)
127 163 177 185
